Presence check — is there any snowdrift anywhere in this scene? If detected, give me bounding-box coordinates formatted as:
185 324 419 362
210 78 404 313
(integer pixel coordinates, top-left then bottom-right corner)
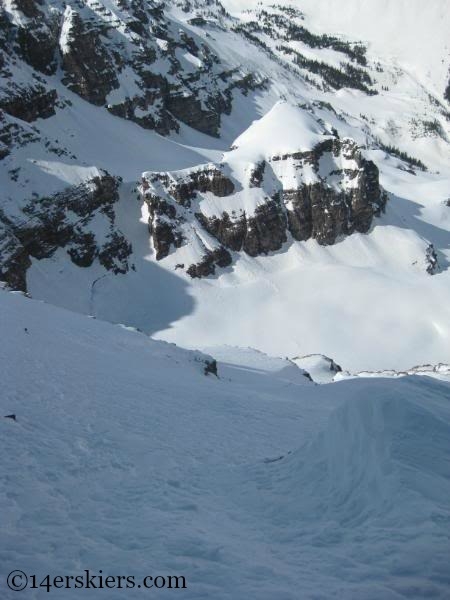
272 384 450 522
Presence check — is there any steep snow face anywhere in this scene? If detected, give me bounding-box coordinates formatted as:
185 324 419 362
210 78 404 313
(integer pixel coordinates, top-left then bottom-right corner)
302 0 450 96
1 289 449 599
59 6 77 55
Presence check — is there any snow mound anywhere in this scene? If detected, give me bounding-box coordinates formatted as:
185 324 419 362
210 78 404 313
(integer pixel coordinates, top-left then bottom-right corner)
229 101 329 161
292 354 342 383
277 385 450 523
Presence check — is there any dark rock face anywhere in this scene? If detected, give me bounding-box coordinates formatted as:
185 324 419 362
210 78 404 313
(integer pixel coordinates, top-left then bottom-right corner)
150 218 184 261
283 188 313 241
0 109 47 162
244 200 287 256
281 138 385 244
249 161 266 188
166 94 224 138
143 165 235 260
144 193 183 260
186 247 232 278
195 211 246 252
106 73 178 136
284 180 376 245
0 0 265 137
60 7 119 106
0 86 57 122
425 244 438 275
5 0 59 75
146 166 235 199
171 167 235 202
204 359 218 376
0 215 32 292
0 173 132 291
196 198 287 256
141 138 386 277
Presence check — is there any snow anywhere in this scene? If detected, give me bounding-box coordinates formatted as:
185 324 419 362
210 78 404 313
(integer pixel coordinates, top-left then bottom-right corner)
59 6 76 55
1 288 449 599
0 88 223 208
153 238 450 372
222 0 450 96
292 354 341 384
176 49 203 71
2 2 450 597
229 101 328 160
25 154 450 372
105 66 143 105
3 0 31 27
6 2 446 373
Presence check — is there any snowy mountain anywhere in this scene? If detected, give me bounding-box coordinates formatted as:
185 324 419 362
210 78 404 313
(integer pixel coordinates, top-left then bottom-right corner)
1 1 450 597
1 0 449 371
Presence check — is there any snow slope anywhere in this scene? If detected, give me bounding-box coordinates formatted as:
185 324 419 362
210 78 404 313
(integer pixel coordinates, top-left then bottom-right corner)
2 4 450 599
1 288 450 599
222 0 450 96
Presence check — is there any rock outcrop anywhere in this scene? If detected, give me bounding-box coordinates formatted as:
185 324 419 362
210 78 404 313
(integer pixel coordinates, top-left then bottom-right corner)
195 199 288 257
186 247 232 278
59 6 119 106
0 173 132 291
5 0 59 74
0 0 265 138
142 165 236 260
0 85 57 122
425 244 439 275
141 138 386 276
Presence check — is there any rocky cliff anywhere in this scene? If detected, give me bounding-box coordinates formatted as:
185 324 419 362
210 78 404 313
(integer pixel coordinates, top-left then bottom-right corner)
0 172 132 291
141 136 387 276
0 0 264 140
0 0 445 296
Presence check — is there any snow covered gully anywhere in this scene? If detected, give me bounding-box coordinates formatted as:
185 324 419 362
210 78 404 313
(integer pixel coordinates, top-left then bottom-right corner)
1 290 449 599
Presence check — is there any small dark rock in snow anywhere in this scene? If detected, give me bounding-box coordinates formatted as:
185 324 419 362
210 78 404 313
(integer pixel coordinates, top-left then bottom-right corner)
204 359 218 377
